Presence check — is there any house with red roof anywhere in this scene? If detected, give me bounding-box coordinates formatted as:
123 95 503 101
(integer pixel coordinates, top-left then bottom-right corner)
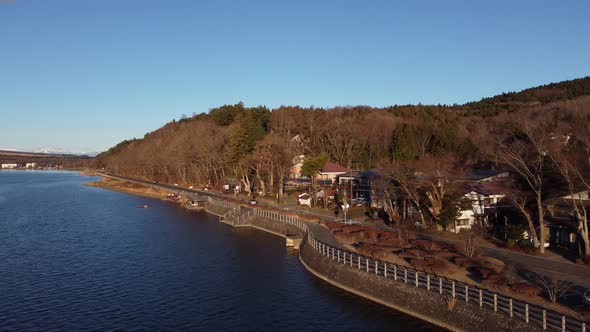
317 162 350 185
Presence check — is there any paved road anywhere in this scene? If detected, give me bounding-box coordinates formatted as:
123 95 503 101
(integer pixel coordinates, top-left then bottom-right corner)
414 232 590 289
98 173 590 291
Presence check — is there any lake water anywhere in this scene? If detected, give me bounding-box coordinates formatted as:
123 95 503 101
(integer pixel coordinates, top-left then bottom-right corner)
0 171 438 331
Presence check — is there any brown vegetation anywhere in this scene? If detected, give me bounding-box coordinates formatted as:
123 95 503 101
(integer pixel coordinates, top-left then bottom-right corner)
85 177 173 200
90 77 590 260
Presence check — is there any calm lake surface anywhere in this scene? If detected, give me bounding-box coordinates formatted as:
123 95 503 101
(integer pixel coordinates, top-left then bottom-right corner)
0 171 438 331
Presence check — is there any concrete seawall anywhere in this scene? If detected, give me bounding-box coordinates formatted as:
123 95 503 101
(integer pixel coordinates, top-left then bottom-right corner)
94 174 583 331
298 238 532 332
204 203 539 331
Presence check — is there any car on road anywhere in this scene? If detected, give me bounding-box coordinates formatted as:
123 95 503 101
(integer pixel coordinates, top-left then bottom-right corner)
248 199 257 205
584 289 590 306
352 197 367 206
174 183 179 186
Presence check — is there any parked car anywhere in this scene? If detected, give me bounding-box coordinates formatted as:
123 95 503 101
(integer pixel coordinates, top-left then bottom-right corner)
248 199 257 205
584 289 590 306
348 198 367 207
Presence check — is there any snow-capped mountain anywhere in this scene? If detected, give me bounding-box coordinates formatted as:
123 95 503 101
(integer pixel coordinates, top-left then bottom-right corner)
31 148 101 157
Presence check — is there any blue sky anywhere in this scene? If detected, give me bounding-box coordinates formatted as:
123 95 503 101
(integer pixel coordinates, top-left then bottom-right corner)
1 0 589 153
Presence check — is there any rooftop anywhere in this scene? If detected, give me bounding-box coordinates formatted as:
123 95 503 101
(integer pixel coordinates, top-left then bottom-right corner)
321 162 349 173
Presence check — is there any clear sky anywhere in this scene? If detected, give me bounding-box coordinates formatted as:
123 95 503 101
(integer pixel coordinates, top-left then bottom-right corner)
1 0 589 153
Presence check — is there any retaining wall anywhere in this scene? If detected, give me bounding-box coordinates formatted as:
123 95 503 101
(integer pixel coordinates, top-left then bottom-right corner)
204 197 587 332
300 238 530 332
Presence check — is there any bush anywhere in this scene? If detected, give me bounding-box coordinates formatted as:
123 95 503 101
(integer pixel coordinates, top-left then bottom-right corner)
413 239 443 253
512 282 541 297
410 259 429 270
475 256 505 273
481 274 511 292
431 263 451 276
518 241 536 254
477 267 494 279
452 256 468 267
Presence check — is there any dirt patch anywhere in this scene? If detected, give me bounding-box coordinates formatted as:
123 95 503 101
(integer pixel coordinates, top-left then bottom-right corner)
85 177 174 200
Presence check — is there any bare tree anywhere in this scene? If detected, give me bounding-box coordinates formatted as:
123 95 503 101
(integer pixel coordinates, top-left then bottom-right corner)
460 225 485 259
534 273 572 303
548 151 590 257
498 121 550 253
382 185 403 239
510 191 540 249
380 161 428 227
416 156 463 228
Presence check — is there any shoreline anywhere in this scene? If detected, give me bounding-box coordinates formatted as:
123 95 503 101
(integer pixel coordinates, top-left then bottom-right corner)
82 174 588 331
84 176 175 201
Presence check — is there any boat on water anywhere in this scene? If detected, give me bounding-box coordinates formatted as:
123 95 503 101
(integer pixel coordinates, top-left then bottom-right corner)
136 204 151 208
166 193 182 201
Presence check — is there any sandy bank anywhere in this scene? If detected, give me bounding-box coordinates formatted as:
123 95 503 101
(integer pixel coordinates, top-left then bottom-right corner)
85 176 173 200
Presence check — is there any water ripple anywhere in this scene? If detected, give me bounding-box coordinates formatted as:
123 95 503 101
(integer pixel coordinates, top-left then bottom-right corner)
0 171 439 331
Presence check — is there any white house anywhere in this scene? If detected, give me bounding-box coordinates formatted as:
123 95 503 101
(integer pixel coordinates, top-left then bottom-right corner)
25 163 37 168
1 163 18 169
453 183 507 233
337 170 361 186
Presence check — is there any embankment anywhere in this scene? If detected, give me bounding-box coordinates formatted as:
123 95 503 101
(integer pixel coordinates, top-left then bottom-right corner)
88 174 579 331
85 177 174 200
298 237 531 332
247 217 301 238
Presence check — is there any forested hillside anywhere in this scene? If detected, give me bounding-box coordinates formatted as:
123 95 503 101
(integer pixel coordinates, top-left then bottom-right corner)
92 76 590 255
93 76 590 197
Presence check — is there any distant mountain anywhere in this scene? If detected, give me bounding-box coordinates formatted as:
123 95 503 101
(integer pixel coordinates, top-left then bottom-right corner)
0 149 87 157
0 149 92 165
31 148 101 157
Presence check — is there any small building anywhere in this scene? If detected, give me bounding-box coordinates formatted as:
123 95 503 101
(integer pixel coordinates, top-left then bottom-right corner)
317 162 349 185
453 182 508 233
222 177 241 194
337 170 362 186
298 193 311 206
544 191 590 248
357 169 382 207
468 169 510 183
284 178 310 191
288 155 307 179
289 163 304 179
1 163 19 169
25 163 37 168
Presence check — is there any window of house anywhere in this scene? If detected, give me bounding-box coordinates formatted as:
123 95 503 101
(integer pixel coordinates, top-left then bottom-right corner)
457 219 469 226
459 200 472 210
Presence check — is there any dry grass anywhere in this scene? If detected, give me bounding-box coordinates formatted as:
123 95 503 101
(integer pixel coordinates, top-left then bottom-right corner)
447 297 457 311
85 177 173 200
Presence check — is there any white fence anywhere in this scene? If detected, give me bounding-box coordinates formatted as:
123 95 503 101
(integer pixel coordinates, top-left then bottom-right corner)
254 205 588 332
208 197 241 210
